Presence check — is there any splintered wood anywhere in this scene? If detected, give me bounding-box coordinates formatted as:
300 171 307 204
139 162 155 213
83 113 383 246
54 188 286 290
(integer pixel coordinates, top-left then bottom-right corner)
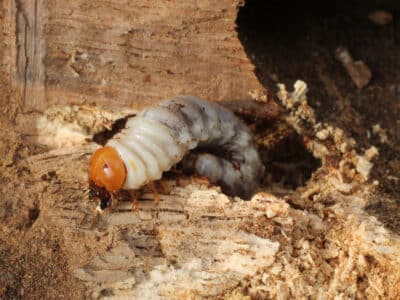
28 145 283 298
17 81 400 299
335 47 372 89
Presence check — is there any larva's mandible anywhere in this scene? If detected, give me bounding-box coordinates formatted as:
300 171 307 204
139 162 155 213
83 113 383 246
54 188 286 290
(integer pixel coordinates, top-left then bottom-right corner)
89 96 264 209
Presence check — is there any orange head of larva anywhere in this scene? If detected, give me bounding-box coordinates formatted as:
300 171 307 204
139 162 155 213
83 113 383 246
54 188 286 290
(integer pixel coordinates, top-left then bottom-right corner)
88 146 127 193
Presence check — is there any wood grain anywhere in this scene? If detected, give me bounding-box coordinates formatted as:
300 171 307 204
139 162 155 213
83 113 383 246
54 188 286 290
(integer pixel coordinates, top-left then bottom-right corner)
5 0 266 110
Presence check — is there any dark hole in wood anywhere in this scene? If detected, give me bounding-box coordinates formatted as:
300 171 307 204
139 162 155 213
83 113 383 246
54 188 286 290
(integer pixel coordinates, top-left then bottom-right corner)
92 116 133 145
237 0 400 232
26 206 40 228
236 0 400 125
259 128 321 190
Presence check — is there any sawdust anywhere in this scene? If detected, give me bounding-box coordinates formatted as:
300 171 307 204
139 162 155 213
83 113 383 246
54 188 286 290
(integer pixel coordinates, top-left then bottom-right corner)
0 77 86 298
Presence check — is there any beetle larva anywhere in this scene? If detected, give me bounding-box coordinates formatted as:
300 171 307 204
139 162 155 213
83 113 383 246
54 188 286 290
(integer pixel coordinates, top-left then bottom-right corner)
89 95 264 210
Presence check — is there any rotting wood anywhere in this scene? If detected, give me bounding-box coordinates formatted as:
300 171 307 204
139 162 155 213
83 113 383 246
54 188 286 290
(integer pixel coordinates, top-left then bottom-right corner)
24 141 400 299
15 81 400 299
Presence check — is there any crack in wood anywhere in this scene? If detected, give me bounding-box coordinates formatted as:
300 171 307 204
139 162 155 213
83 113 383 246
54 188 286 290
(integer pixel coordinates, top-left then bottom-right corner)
8 0 47 109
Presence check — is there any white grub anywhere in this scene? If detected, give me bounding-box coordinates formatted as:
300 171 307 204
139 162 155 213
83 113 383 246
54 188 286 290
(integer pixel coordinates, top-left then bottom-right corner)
108 96 264 198
335 46 372 89
368 10 393 26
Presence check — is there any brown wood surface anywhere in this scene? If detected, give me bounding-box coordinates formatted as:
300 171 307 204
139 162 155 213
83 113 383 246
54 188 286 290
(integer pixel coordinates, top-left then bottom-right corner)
5 0 265 111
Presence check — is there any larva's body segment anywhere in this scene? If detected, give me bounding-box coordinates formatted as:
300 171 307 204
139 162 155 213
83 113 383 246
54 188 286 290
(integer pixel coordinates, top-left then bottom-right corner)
104 96 264 198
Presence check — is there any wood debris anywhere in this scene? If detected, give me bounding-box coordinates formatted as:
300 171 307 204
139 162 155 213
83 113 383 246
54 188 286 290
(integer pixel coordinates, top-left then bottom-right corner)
368 10 393 26
335 46 372 89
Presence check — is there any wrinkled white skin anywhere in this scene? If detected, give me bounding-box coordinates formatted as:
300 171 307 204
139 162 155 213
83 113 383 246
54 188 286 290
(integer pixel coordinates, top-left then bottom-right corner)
107 96 264 198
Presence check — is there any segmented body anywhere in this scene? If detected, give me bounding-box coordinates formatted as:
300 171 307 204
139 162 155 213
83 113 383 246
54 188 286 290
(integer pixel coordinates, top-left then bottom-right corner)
107 96 264 198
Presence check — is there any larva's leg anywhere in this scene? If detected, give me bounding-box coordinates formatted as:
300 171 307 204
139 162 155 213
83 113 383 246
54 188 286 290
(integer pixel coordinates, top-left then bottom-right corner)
155 180 171 195
109 193 116 212
97 192 114 212
191 175 212 188
131 199 139 212
128 190 139 212
149 182 160 205
174 176 195 189
175 177 181 187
